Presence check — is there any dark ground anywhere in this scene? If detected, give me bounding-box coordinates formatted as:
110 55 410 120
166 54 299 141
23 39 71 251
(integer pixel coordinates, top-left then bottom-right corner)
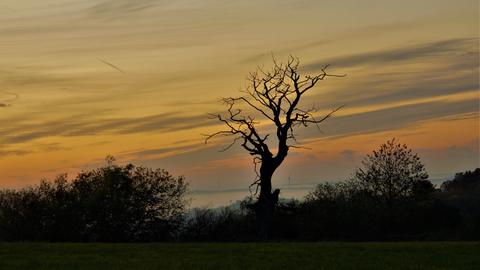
0 242 479 270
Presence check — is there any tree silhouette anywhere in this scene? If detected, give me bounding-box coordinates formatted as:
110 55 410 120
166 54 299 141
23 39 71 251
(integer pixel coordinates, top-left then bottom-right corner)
206 56 344 238
0 159 188 242
353 138 429 231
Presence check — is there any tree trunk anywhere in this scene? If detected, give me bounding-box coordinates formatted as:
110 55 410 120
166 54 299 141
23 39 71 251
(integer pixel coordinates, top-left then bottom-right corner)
254 160 280 240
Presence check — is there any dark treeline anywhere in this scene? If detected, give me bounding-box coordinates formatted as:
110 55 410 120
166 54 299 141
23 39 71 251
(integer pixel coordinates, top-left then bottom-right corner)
1 166 478 242
183 168 479 241
0 160 187 242
0 154 479 242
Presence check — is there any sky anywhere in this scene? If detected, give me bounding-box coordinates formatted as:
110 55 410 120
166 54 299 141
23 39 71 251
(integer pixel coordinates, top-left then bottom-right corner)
0 0 478 207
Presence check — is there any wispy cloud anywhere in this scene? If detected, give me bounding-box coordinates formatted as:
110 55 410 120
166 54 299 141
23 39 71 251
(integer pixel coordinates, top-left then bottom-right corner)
300 37 478 113
0 112 216 145
303 98 478 141
0 142 67 158
304 37 478 70
86 0 205 19
87 0 161 17
123 142 206 159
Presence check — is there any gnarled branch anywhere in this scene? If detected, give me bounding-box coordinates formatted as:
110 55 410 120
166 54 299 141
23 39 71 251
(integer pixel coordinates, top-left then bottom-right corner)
205 56 344 195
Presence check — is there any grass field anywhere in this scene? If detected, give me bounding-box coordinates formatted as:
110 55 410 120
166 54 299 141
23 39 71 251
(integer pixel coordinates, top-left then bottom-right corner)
0 242 479 270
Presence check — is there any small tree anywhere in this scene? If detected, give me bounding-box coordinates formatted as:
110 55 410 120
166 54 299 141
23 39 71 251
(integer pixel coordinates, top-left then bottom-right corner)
354 138 429 229
206 56 344 238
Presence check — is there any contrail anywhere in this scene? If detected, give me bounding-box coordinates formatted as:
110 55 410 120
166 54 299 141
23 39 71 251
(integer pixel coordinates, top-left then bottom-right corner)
97 58 125 74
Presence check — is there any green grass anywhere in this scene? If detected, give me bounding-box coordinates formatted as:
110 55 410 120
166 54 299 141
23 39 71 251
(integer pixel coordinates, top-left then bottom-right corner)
0 242 478 270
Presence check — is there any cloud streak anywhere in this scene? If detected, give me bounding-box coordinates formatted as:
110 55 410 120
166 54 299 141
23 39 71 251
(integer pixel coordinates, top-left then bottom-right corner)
87 0 161 18
306 98 478 140
1 37 477 154
0 112 217 145
304 37 478 70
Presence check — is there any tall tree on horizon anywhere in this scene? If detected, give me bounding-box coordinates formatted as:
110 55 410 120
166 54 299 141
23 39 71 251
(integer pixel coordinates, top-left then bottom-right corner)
206 56 344 238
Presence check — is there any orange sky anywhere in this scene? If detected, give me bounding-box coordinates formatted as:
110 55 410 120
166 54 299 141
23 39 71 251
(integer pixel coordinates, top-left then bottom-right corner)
0 0 478 206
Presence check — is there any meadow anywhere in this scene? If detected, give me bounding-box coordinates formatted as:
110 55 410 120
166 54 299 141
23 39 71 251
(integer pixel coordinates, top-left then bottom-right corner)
0 242 478 270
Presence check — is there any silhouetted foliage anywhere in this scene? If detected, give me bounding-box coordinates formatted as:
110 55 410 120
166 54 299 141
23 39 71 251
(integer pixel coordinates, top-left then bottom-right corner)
297 168 478 241
0 160 188 242
441 168 480 194
0 157 478 242
180 205 256 241
439 168 480 239
354 139 429 200
183 167 477 242
346 139 429 236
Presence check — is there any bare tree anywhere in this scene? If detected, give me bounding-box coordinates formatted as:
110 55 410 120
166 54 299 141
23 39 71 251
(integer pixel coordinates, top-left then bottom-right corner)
206 56 344 238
